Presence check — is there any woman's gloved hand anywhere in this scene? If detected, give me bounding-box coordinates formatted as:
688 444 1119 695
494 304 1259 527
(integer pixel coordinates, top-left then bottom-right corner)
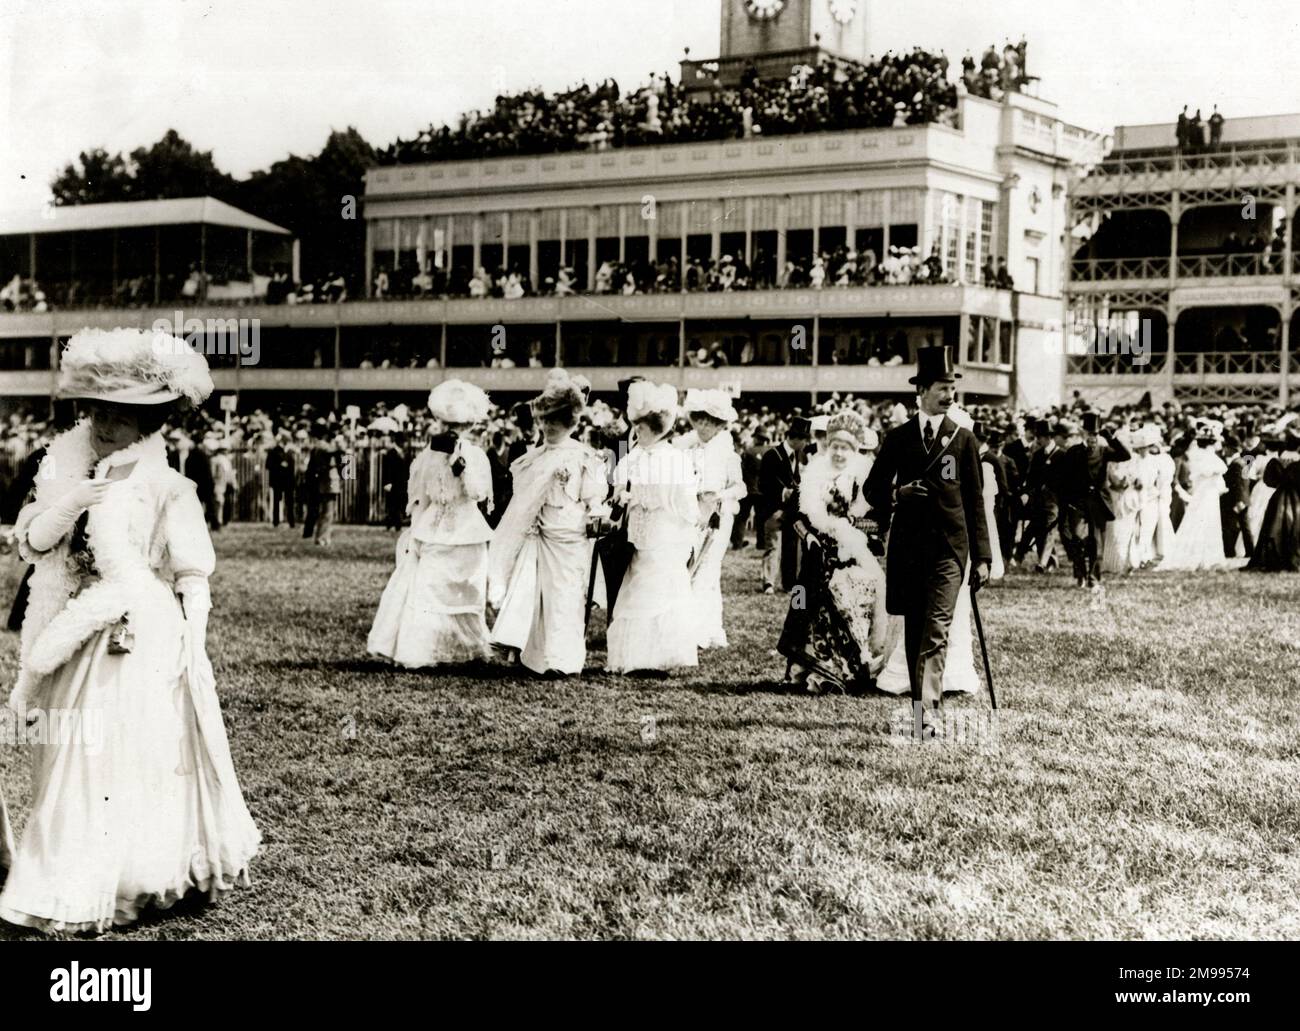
26 478 113 553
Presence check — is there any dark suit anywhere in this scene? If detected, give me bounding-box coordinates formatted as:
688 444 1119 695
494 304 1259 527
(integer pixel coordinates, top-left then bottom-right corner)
1220 454 1254 558
380 446 410 530
989 448 1020 563
266 445 296 527
866 415 991 708
595 433 636 613
1001 437 1030 554
1056 435 1130 581
758 441 802 590
1017 442 1062 566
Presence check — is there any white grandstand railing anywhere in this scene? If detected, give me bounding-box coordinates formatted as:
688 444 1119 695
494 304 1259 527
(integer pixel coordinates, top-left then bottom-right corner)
1069 256 1169 281
1171 351 1284 377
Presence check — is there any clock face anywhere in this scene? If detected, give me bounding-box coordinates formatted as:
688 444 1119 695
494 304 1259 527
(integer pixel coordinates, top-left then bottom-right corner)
745 0 785 20
829 0 857 24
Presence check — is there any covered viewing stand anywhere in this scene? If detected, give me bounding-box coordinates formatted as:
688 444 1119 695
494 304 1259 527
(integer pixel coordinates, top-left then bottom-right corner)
0 196 295 308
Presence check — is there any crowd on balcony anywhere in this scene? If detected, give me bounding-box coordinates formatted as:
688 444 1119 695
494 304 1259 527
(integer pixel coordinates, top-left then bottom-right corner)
1175 105 1226 151
0 275 49 313
959 40 1033 100
379 46 972 166
368 244 1013 302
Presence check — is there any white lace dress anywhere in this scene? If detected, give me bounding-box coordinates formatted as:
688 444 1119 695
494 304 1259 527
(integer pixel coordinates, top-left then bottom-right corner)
367 440 495 667
605 440 701 673
1159 445 1229 571
1 426 259 933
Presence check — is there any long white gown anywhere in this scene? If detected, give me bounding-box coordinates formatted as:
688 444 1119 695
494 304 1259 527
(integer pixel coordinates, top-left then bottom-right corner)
606 439 701 673
1 426 259 932
488 437 607 674
1159 445 1229 571
1247 453 1276 544
1102 460 1142 574
981 457 1005 581
681 429 745 649
1151 450 1176 562
367 439 494 667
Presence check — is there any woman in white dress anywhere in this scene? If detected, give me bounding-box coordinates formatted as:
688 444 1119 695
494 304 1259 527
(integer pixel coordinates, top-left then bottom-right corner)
488 370 608 676
976 421 1005 581
605 382 701 674
1246 446 1277 544
1102 439 1143 574
367 380 495 668
1159 424 1230 571
1 328 259 933
680 389 745 649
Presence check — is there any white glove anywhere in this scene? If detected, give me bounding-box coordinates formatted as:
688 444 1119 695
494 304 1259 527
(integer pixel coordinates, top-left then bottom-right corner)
25 478 113 553
176 574 211 658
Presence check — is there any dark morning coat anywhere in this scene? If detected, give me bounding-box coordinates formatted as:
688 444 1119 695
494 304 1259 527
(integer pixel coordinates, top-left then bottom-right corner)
864 415 992 615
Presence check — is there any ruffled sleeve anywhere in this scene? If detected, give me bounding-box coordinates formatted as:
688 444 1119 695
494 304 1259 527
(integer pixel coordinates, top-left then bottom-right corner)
460 443 492 506
162 478 216 582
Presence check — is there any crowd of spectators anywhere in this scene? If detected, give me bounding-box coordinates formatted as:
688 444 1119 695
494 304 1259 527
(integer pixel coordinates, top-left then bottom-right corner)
378 45 1023 166
368 243 1013 302
3 384 1295 529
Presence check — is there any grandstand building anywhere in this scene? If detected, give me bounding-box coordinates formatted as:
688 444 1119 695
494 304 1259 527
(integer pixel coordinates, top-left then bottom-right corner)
1 0 1104 413
1066 112 1300 407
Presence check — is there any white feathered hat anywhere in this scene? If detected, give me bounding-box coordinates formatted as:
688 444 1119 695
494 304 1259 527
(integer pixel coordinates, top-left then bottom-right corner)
428 379 491 424
58 327 213 406
683 388 737 424
626 381 679 424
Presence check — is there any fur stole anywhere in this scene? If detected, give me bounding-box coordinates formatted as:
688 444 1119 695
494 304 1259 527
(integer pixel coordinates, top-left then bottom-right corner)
10 424 172 712
798 452 873 568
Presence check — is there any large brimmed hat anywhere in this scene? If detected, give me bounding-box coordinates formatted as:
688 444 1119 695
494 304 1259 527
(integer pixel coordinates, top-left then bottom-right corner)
531 369 586 419
428 379 491 424
626 381 678 424
683 388 737 424
58 328 213 406
909 345 961 386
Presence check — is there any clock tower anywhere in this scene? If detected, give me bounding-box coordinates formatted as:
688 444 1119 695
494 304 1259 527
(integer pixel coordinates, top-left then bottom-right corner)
683 1 869 98
719 0 868 63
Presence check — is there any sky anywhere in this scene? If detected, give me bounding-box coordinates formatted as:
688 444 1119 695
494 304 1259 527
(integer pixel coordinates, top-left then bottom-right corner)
3 0 1300 213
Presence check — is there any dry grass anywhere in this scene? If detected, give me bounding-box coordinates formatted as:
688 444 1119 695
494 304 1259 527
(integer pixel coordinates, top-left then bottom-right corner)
1 524 1298 940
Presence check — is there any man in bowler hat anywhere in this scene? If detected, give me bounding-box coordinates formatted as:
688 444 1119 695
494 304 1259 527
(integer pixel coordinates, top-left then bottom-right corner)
865 346 991 738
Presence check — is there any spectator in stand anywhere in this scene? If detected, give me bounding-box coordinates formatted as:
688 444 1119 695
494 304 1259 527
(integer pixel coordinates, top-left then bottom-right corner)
1209 105 1225 149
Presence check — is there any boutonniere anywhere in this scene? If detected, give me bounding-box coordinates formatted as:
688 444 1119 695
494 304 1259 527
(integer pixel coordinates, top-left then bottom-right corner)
941 434 951 448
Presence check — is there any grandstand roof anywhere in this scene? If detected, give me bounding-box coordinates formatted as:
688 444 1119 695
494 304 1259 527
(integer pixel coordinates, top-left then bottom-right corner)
0 196 291 237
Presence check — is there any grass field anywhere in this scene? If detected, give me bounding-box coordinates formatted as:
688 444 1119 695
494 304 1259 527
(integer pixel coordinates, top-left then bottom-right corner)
2 524 1299 940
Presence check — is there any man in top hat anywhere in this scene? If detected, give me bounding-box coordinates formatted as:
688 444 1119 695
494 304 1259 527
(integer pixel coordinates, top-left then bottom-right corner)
865 346 990 737
758 416 810 594
1219 431 1255 559
593 375 647 614
1055 411 1131 587
1015 418 1065 571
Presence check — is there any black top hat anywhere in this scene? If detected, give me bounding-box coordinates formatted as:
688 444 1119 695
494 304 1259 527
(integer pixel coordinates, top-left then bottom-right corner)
971 420 986 442
787 417 812 440
1081 411 1101 434
909 346 961 386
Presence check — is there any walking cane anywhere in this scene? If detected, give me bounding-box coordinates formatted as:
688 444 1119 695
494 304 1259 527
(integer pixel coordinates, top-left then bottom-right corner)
970 584 998 710
584 537 601 632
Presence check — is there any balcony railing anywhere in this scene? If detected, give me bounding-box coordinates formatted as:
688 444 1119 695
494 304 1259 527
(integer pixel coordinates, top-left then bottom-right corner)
1172 351 1283 376
1176 252 1283 278
1069 252 1286 283
1066 350 1286 377
1069 256 1170 281
1091 144 1293 179
1065 352 1166 375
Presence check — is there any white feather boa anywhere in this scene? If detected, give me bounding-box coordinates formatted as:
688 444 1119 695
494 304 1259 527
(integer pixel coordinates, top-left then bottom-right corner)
798 452 873 568
10 423 168 713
